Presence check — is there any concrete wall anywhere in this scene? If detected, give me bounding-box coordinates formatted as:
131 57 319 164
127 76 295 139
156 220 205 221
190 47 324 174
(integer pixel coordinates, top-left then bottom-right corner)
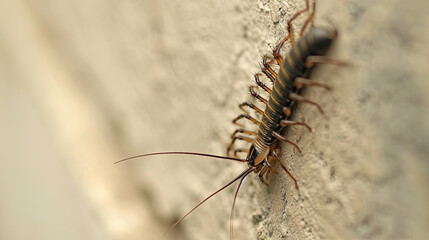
1 0 428 239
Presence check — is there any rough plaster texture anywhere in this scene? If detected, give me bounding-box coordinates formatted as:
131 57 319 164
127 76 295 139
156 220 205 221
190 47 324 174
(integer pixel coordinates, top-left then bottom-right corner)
1 0 428 240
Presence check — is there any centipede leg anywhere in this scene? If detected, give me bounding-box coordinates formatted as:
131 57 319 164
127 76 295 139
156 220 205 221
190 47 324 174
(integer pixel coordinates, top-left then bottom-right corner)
283 107 292 117
233 148 248 156
239 102 264 115
266 156 279 175
262 55 276 65
272 132 302 153
273 39 287 65
265 158 281 181
250 86 268 105
295 77 332 91
274 153 299 190
289 92 324 114
265 170 271 181
232 114 260 127
273 0 311 65
227 135 254 156
254 164 263 174
258 166 269 186
288 0 311 44
254 73 272 94
299 0 315 36
230 129 257 138
262 56 278 77
280 119 312 132
306 55 349 68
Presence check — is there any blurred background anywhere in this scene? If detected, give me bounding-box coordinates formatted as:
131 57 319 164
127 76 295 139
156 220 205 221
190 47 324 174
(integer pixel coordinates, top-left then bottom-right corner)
1 0 428 240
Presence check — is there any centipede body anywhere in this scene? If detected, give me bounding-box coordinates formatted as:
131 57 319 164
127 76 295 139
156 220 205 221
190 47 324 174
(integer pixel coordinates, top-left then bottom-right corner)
228 25 338 189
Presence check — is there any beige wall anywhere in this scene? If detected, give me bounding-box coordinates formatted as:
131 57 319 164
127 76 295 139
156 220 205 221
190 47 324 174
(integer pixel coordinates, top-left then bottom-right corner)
1 0 428 239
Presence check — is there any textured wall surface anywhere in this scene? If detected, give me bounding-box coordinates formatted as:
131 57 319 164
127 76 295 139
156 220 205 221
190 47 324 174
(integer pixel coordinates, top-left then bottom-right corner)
1 0 428 240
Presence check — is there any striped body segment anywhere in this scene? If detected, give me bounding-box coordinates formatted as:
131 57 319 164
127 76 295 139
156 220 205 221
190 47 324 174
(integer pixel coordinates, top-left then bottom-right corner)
251 28 337 166
229 27 338 187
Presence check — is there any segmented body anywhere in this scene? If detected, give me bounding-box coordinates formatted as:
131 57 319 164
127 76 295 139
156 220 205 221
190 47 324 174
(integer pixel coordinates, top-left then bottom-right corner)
229 27 337 187
258 29 329 145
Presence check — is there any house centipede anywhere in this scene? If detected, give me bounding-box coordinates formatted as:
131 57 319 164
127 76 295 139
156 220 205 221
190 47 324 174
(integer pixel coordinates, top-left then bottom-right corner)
116 0 346 239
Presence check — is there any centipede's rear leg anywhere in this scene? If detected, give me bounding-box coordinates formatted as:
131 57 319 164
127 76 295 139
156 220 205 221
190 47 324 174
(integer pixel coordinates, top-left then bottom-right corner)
273 0 315 65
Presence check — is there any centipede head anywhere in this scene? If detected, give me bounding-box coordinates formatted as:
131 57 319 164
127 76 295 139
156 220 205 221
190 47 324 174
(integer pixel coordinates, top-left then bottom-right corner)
246 143 269 166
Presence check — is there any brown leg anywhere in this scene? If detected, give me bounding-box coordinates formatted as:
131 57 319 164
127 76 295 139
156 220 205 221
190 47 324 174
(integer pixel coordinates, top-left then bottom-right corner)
300 0 316 36
265 156 283 181
227 135 254 156
295 77 332 90
266 156 279 175
289 92 324 114
273 40 286 66
272 131 302 153
280 119 312 132
273 152 299 190
273 0 311 65
250 86 268 105
283 107 292 117
254 73 272 94
287 0 311 44
306 55 350 68
265 169 272 181
258 166 269 186
261 67 276 85
262 56 278 79
230 128 257 138
239 102 264 115
262 55 276 65
233 114 260 127
254 164 263 174
233 148 248 157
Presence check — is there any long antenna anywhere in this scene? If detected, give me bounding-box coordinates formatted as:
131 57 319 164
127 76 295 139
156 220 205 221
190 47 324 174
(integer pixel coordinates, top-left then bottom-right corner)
115 151 247 164
164 167 254 236
230 168 253 240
